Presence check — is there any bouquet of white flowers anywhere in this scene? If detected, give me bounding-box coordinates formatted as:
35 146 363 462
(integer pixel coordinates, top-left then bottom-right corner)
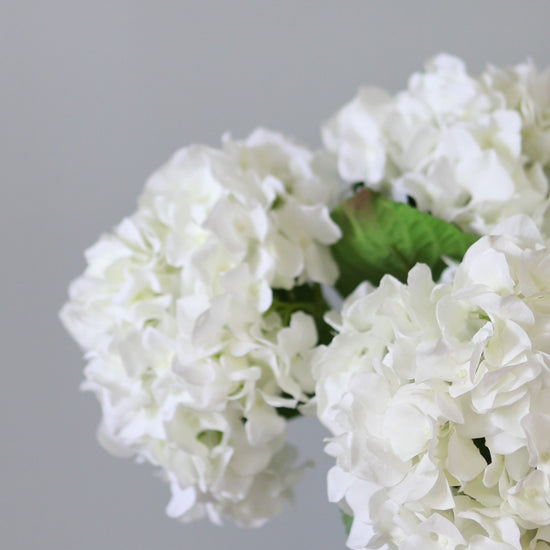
61 54 550 549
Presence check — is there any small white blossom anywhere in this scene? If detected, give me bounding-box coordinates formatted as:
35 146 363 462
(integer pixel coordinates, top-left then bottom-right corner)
314 216 550 549
61 129 346 526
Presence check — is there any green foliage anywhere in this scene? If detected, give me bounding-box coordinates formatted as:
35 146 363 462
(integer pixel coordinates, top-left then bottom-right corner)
197 430 223 448
268 283 332 420
331 189 479 296
473 437 492 464
341 510 353 535
269 283 332 345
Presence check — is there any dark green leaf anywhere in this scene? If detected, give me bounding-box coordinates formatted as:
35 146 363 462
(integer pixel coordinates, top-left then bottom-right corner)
473 437 492 464
269 283 332 345
267 283 332 420
331 188 479 296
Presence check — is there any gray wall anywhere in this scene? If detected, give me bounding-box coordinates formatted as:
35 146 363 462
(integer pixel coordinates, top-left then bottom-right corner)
3 2 550 549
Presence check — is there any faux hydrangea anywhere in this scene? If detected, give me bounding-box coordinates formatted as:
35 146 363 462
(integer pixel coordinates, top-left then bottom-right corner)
314 216 550 549
60 129 346 526
323 54 550 236
61 54 550 548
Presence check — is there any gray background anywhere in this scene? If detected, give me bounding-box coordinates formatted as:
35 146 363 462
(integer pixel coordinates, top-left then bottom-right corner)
3 2 550 549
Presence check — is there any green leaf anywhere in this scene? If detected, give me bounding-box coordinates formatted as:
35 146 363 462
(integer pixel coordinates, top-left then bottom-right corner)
267 283 332 420
331 188 479 296
269 283 333 345
341 510 353 535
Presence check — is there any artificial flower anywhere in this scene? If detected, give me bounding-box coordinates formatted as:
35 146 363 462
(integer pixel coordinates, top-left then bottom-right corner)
61 128 346 526
315 216 550 549
323 54 550 236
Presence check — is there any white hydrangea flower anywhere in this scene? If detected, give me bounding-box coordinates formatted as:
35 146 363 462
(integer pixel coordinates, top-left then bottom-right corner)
61 129 346 526
323 54 550 236
484 61 550 167
314 216 550 549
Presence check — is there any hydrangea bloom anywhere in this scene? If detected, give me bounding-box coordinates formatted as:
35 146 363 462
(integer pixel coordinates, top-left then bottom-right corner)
61 129 346 526
314 216 550 549
323 54 550 236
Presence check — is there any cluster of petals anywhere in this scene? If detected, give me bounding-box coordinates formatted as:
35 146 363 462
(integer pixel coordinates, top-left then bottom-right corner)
323 54 550 236
61 129 346 526
314 216 550 549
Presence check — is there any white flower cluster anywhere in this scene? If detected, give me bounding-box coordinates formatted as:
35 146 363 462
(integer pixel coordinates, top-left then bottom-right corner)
323 54 550 235
61 129 346 526
315 216 550 549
